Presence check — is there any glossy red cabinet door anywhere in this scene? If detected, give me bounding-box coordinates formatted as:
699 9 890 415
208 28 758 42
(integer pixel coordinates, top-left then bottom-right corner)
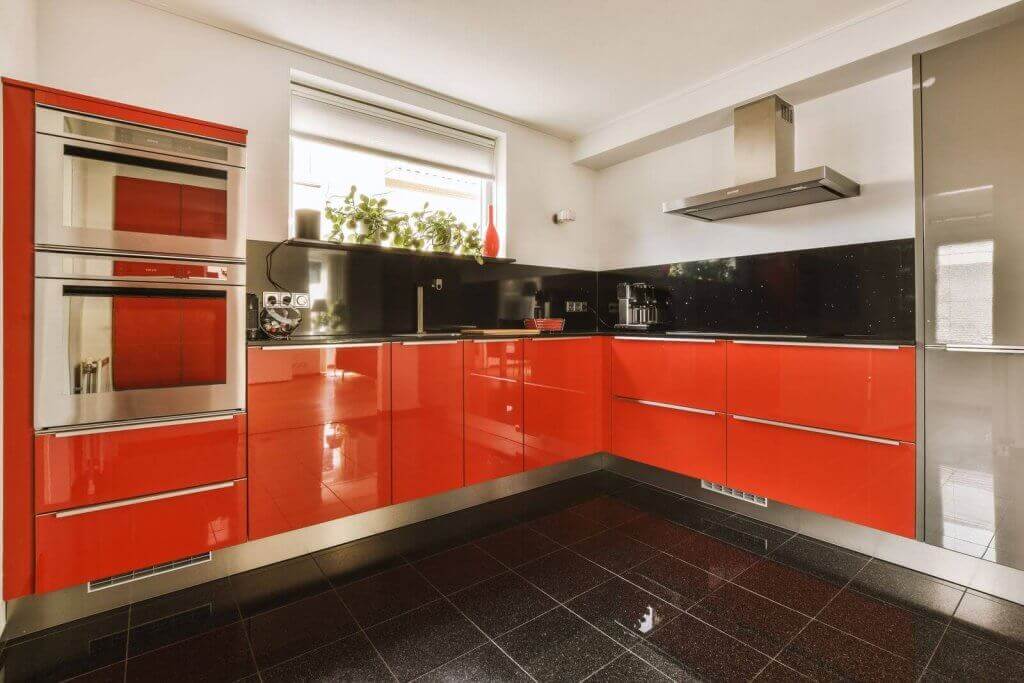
392 341 464 503
35 414 246 513
35 480 247 593
727 342 916 441
180 185 228 239
465 427 524 486
523 337 601 470
611 398 726 482
113 176 181 236
247 344 391 538
111 296 183 390
727 417 915 537
611 337 726 410
465 340 523 444
248 344 390 434
181 297 227 385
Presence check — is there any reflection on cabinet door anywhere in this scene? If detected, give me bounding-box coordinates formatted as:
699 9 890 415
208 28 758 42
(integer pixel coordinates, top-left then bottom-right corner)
392 342 464 503
611 337 726 410
465 340 523 444
465 427 524 486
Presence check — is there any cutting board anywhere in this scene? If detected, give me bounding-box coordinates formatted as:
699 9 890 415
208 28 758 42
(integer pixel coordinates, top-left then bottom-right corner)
460 328 541 336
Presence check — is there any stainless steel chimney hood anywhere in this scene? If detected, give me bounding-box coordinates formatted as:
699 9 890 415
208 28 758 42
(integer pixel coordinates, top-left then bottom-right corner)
662 95 859 222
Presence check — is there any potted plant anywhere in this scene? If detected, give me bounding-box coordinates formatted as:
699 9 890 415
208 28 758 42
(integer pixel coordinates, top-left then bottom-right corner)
411 205 484 264
324 186 404 245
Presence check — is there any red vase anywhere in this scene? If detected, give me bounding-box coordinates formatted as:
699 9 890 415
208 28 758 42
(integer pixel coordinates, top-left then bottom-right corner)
483 205 500 258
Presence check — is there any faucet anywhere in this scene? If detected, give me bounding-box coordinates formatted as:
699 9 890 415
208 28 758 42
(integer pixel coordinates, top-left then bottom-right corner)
416 277 444 334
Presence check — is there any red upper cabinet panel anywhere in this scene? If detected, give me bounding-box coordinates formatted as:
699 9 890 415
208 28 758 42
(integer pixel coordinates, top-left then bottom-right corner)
35 415 246 514
464 340 523 444
727 416 915 537
727 342 916 442
392 341 464 503
248 344 390 434
611 337 726 410
523 337 602 470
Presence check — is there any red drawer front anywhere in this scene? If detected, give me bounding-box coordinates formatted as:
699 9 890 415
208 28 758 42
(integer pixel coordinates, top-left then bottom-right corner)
611 398 726 483
35 415 246 514
465 428 524 486
523 338 601 468
392 342 464 503
248 344 390 434
726 417 915 537
35 480 247 594
248 423 391 540
611 338 726 411
726 342 916 442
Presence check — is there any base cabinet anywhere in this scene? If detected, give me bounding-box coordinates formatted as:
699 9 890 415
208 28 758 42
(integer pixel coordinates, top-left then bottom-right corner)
392 341 464 503
611 398 726 483
35 480 247 594
726 417 915 537
465 427 524 486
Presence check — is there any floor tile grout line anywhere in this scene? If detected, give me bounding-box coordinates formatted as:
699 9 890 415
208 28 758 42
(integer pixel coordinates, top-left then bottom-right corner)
914 589 968 682
438 594 541 683
337 591 401 683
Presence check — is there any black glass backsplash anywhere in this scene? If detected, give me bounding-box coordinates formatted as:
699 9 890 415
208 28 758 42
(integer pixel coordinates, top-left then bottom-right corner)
597 239 915 340
246 241 599 336
247 238 914 341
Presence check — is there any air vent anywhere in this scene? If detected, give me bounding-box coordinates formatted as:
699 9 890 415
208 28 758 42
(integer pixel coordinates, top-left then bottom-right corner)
87 552 212 592
701 480 768 507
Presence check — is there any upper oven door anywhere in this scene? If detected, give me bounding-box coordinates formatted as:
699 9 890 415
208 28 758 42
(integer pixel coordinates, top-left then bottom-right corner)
34 252 246 430
35 107 246 261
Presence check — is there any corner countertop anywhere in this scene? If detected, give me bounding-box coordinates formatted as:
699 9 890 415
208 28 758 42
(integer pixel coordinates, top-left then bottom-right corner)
248 330 915 348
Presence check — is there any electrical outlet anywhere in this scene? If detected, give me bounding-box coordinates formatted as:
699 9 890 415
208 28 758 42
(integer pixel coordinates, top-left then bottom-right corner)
566 301 588 313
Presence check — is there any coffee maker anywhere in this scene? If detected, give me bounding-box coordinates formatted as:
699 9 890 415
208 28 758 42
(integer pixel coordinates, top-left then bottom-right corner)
616 282 670 330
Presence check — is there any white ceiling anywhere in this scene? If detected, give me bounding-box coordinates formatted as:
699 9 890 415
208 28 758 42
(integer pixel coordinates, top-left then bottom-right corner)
141 0 901 139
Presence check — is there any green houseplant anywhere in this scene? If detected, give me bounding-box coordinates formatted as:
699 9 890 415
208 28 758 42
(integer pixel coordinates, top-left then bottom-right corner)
410 204 484 264
324 186 404 245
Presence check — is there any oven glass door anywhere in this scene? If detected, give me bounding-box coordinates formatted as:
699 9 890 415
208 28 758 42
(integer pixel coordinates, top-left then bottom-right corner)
35 108 245 260
35 277 244 430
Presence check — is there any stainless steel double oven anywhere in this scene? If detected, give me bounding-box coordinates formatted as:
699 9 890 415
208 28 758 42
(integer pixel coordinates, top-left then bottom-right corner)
33 106 247 431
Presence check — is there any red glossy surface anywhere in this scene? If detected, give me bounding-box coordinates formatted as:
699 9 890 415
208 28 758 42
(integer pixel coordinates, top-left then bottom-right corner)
465 427 524 486
611 398 726 483
523 337 602 469
247 344 391 538
1 78 248 144
181 185 228 239
35 480 247 594
3 82 35 599
35 415 246 514
181 297 227 385
727 342 916 441
464 340 523 443
114 176 182 235
727 417 915 537
392 342 464 503
611 338 726 410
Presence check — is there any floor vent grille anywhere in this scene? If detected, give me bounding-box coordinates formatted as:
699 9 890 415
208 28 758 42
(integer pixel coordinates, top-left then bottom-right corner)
701 480 768 507
87 552 213 592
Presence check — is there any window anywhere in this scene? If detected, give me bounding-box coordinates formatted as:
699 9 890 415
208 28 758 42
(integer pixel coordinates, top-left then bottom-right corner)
290 84 498 248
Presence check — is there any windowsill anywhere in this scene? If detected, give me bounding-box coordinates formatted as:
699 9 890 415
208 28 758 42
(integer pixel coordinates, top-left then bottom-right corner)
286 238 516 264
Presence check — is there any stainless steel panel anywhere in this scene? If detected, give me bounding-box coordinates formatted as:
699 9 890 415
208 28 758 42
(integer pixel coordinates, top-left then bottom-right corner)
920 20 1024 346
34 268 245 430
733 95 794 185
35 129 245 261
924 348 1024 570
35 250 246 285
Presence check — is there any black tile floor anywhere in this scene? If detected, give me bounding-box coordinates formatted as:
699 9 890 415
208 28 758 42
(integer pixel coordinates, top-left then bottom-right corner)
3 471 1024 681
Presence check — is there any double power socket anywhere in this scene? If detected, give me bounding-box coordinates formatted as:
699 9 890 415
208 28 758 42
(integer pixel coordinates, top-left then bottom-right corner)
565 301 589 313
262 291 311 309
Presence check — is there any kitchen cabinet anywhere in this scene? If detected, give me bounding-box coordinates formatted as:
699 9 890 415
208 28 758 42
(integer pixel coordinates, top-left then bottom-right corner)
247 344 391 538
611 337 726 411
523 337 603 470
611 397 726 482
35 479 246 594
727 416 915 537
464 340 524 484
35 414 246 514
726 341 916 442
465 427 524 486
392 341 464 503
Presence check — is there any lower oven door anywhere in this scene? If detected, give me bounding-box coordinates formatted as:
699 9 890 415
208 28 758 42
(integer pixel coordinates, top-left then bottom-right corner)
34 256 245 430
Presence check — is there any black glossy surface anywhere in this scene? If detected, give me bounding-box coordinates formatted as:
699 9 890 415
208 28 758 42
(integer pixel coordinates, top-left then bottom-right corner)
598 238 915 340
7 471 1023 682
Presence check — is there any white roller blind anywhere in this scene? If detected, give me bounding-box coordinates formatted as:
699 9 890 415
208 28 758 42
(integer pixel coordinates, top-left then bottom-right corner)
291 84 496 179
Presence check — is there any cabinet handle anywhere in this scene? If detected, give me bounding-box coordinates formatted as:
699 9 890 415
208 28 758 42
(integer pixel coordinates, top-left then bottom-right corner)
259 342 383 350
731 414 901 446
731 340 902 350
401 340 459 346
50 412 238 438
529 336 592 342
54 481 237 518
614 336 717 344
472 339 520 344
635 399 717 416
943 345 1024 354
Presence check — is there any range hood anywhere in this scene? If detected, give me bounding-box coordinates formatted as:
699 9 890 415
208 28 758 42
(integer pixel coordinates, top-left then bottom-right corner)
662 95 859 221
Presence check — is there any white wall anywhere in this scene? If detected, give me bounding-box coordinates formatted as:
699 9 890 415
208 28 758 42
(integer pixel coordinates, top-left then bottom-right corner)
594 70 914 270
33 0 598 270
